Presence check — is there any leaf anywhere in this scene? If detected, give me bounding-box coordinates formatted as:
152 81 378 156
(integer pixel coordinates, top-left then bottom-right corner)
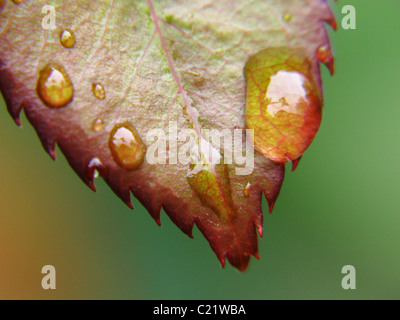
0 0 335 270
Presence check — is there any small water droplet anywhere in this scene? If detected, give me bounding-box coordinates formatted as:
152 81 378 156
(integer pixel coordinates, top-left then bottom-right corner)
12 0 24 4
187 70 201 77
316 45 334 74
215 48 223 54
60 29 76 48
93 118 104 132
109 122 147 170
36 62 74 109
92 83 106 100
85 157 105 191
244 182 251 198
283 13 292 22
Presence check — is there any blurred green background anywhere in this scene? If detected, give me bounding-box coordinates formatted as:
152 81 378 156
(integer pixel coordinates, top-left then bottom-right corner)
1 0 399 299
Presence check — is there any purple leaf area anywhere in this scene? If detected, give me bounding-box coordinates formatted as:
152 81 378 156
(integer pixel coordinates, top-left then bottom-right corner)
0 0 335 271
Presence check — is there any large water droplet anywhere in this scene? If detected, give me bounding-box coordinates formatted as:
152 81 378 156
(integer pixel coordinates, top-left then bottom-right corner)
109 122 147 170
36 62 74 109
244 47 322 163
60 29 76 48
187 163 235 223
93 118 104 132
92 83 106 100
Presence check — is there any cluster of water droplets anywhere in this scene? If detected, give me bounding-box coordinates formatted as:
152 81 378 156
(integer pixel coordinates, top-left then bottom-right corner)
34 26 147 188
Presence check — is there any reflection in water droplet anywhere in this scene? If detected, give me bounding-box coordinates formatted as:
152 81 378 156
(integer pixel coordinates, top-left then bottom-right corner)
187 163 235 223
36 62 74 108
264 70 308 117
93 118 104 132
244 47 322 163
60 29 76 48
244 182 251 198
283 13 292 22
92 83 106 100
109 122 147 170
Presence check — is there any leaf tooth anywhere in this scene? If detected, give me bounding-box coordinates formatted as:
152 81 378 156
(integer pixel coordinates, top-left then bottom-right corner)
0 66 23 126
324 14 338 31
255 218 263 238
109 184 134 210
219 257 226 269
43 139 56 160
291 156 302 172
163 200 194 238
8 102 22 127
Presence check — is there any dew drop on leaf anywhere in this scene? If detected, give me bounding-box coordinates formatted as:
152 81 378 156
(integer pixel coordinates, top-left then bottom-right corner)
316 45 334 74
109 122 147 170
60 29 76 48
244 182 251 198
187 163 236 223
93 118 104 132
283 13 292 22
36 62 74 109
92 83 106 100
244 47 322 163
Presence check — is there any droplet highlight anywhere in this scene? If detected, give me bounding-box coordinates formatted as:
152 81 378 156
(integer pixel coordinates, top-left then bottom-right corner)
109 122 147 170
283 13 292 22
92 83 106 100
316 45 334 75
60 29 76 48
244 47 322 163
244 182 251 198
85 157 105 191
93 118 104 133
36 62 74 109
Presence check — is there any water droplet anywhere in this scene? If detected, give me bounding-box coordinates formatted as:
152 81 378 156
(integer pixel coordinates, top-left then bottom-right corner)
36 62 74 109
283 13 292 22
316 45 334 75
187 163 235 223
109 122 147 170
187 70 200 77
85 158 105 191
92 83 106 100
244 47 322 163
12 0 24 4
244 182 251 198
93 118 104 132
60 29 76 48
